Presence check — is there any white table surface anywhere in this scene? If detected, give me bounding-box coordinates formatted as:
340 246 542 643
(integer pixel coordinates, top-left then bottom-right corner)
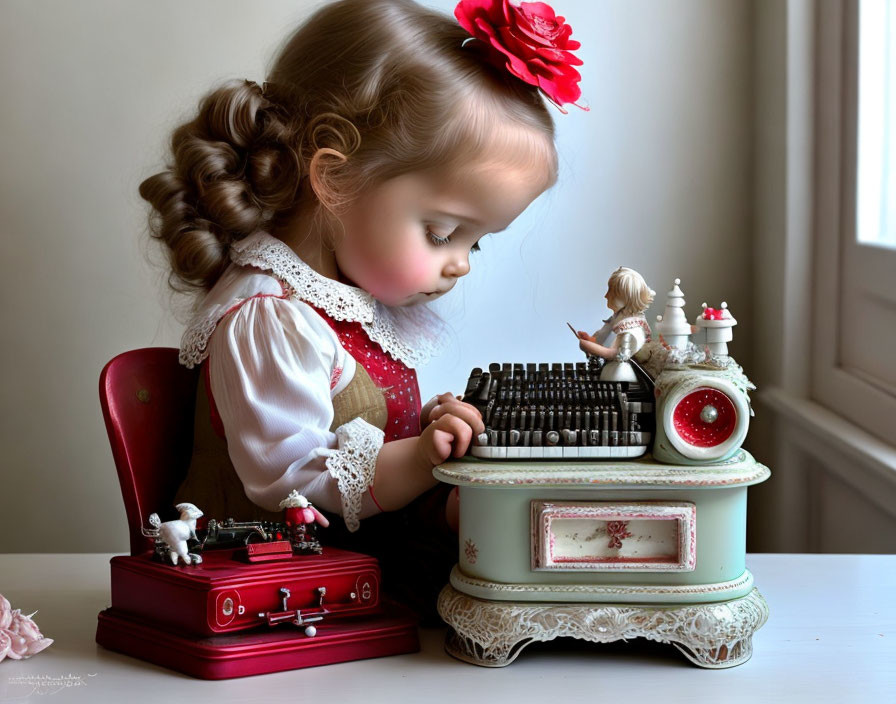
0 553 892 703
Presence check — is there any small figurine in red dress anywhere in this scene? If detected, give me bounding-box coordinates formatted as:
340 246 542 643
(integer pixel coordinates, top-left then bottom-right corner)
280 491 330 554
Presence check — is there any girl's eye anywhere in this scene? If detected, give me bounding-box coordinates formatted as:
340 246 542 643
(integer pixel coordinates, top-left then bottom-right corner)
426 228 483 252
427 229 451 246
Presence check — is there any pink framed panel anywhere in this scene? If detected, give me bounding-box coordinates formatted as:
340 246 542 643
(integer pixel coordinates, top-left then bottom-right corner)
531 501 697 572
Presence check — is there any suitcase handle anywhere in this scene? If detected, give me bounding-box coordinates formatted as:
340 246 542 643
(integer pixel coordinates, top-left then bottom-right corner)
257 586 332 637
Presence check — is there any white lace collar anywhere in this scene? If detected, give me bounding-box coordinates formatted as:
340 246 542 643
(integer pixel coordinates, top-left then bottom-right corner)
230 232 378 325
181 232 446 369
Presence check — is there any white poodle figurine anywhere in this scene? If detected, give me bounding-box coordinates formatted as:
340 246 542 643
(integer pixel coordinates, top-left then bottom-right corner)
143 503 204 565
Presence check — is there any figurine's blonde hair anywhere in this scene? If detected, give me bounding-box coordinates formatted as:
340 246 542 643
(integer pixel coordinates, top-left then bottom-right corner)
139 0 558 293
608 267 655 316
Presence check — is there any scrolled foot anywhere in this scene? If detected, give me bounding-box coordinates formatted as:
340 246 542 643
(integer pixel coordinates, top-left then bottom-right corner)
672 635 755 669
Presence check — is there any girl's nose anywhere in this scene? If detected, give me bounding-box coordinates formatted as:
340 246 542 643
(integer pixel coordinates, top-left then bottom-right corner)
443 252 470 278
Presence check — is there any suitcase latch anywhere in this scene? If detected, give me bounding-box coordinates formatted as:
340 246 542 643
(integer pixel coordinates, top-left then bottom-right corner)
258 586 327 637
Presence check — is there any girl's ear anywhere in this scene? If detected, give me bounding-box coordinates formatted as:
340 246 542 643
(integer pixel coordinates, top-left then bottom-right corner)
308 147 349 213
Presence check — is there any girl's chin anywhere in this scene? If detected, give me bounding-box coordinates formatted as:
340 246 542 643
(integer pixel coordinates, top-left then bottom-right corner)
400 292 443 307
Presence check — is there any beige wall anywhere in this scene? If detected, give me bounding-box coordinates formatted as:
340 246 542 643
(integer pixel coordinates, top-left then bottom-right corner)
0 0 755 553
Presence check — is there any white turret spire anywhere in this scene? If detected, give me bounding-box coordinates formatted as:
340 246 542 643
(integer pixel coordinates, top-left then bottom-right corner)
655 278 693 350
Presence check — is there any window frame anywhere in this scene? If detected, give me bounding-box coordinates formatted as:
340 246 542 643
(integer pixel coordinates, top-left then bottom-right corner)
813 0 896 443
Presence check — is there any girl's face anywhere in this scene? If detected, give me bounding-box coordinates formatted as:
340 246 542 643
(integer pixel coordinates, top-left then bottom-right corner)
605 286 622 312
330 156 551 307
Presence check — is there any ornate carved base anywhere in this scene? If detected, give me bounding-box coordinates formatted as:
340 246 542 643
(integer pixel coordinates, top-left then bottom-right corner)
437 584 769 669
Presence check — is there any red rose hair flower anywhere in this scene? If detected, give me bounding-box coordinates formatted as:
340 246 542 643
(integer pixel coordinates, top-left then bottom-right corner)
455 0 588 113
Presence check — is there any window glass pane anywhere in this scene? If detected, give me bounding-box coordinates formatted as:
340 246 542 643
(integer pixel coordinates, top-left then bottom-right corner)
857 0 896 248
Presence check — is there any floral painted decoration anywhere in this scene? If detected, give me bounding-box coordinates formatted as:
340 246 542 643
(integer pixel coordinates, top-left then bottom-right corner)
605 521 632 549
455 0 588 113
464 538 479 564
0 594 53 662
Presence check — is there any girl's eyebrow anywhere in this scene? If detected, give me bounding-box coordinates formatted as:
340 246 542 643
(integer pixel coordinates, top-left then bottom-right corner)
432 210 482 225
432 210 508 233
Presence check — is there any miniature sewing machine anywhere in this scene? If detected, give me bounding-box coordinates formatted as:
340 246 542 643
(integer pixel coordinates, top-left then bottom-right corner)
436 277 770 669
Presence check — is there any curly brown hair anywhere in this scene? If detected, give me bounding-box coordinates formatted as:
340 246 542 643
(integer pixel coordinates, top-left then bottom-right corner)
139 0 557 293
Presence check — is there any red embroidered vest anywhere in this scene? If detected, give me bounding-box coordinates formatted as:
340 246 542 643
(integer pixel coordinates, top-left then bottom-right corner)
175 302 422 521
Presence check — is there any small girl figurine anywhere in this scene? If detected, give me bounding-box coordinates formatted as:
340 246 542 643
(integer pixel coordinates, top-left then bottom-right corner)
577 267 655 382
139 0 585 622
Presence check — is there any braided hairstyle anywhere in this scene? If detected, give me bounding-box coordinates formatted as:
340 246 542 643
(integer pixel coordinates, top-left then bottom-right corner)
140 0 557 293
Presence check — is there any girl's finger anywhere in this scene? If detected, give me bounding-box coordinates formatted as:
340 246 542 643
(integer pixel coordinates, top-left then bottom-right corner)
430 428 455 464
433 414 473 457
430 401 484 434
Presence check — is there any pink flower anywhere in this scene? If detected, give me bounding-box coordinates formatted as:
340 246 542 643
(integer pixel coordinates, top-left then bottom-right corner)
11 612 43 642
0 594 53 663
455 0 588 113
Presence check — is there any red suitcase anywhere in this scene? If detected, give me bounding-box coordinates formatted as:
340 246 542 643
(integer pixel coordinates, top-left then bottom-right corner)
96 546 420 678
106 547 383 636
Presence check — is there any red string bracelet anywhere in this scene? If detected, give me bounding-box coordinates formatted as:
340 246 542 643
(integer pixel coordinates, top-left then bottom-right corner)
368 485 385 513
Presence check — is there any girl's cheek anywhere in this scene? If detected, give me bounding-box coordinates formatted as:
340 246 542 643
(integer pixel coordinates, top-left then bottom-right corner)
390 248 432 288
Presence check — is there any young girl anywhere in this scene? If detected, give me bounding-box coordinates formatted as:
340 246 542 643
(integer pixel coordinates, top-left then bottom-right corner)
139 0 585 623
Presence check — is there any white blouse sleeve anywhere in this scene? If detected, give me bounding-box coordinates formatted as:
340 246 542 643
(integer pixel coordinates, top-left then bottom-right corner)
206 294 383 532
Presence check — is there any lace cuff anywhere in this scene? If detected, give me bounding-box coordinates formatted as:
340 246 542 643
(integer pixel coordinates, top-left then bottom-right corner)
325 417 385 532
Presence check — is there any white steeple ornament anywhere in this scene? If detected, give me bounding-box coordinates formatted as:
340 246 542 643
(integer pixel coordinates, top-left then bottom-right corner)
694 301 737 357
655 278 694 351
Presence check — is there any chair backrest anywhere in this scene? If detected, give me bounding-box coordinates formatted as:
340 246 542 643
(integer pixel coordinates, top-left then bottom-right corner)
99 347 200 555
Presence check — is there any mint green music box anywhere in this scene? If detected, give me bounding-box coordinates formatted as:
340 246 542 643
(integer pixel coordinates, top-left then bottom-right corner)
436 278 770 668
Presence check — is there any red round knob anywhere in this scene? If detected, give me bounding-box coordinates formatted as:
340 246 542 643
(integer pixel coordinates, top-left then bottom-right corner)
672 388 737 447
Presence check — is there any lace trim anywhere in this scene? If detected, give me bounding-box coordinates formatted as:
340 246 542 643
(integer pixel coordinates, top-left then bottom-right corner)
232 233 445 367
325 417 385 533
613 315 652 341
179 286 292 369
176 231 445 368
180 312 221 369
231 233 376 324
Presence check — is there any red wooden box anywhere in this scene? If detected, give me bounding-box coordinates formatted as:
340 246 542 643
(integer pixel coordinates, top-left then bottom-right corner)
107 547 382 636
96 547 419 678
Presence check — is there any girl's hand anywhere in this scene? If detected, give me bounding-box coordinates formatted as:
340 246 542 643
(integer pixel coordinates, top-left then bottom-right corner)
416 413 478 466
576 330 597 343
579 338 618 359
421 392 484 435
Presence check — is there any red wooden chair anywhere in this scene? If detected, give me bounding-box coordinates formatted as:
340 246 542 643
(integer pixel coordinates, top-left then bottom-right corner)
99 348 200 555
